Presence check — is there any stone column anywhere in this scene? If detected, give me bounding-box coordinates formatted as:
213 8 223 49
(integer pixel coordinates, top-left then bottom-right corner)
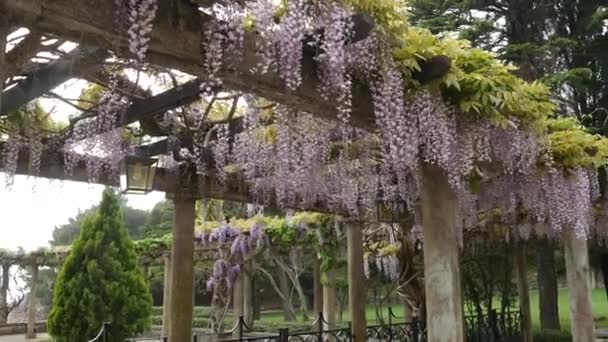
26 264 38 339
323 270 337 330
0 264 9 325
564 229 594 342
346 221 366 341
515 240 533 342
243 260 254 327
420 164 464 342
161 254 172 337
168 195 196 342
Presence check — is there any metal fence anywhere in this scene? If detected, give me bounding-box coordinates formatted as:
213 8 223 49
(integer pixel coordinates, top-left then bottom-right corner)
213 313 353 342
366 308 426 342
125 307 521 342
464 309 522 342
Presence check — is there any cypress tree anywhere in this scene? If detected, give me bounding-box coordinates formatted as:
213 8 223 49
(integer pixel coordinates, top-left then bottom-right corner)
48 189 152 341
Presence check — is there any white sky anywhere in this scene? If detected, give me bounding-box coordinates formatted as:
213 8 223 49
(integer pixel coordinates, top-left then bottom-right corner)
2 29 168 251
0 174 164 251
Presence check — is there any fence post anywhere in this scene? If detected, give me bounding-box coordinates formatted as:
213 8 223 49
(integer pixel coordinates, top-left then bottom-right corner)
102 322 108 342
192 334 198 342
318 311 324 341
347 322 352 342
239 316 245 339
388 307 393 341
278 328 289 342
412 316 419 342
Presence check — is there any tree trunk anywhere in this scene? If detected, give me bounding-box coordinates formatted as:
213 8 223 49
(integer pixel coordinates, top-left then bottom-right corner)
599 249 608 304
0 264 9 325
420 164 464 342
536 237 560 330
515 241 533 342
26 265 38 339
564 229 594 342
277 266 295 321
162 254 172 337
346 221 366 341
243 260 254 326
323 270 337 330
168 196 196 342
313 256 324 317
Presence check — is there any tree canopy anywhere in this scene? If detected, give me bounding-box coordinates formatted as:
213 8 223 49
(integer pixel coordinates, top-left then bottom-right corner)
47 189 152 341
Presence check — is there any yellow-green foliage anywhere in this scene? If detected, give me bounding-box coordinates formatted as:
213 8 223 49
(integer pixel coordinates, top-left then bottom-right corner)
545 117 608 168
343 0 608 169
365 241 401 257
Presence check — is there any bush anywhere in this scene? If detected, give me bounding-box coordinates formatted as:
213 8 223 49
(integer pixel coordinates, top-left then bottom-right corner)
48 189 153 341
533 329 572 342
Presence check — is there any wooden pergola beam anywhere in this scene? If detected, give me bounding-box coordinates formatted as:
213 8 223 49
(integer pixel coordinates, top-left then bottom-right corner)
0 47 107 116
5 0 380 129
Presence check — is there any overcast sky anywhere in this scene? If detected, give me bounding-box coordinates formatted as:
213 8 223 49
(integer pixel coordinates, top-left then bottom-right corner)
0 175 164 251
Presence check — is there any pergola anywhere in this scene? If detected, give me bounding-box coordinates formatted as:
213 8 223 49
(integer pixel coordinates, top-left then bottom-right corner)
0 1 600 342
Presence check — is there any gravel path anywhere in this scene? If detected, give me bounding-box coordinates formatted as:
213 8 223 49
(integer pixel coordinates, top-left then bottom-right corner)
0 334 51 342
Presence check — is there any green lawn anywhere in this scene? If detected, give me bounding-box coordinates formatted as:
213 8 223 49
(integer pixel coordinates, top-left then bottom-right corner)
529 288 608 331
149 288 608 335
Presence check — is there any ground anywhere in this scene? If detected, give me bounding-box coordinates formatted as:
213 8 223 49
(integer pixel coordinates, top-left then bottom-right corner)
0 334 51 342
2 288 608 341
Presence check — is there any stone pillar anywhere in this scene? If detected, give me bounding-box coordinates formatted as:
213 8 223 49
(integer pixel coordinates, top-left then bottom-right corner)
323 270 337 330
564 229 594 342
161 254 172 337
313 256 324 318
420 164 464 342
168 196 196 342
515 240 533 342
243 260 254 326
26 264 38 339
346 221 366 341
0 264 9 325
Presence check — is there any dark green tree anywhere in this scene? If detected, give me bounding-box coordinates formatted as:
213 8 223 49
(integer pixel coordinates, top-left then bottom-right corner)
50 196 150 246
47 189 152 341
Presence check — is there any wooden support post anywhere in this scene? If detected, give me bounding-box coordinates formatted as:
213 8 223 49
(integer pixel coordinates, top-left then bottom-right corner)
0 264 9 325
420 164 464 342
323 270 337 330
168 196 196 342
243 259 254 326
564 229 594 342
161 254 172 338
346 221 366 341
515 240 533 342
26 264 38 339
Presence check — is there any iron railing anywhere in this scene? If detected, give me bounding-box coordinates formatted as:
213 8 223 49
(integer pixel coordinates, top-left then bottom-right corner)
366 307 426 342
464 309 522 342
88 322 110 342
211 313 352 342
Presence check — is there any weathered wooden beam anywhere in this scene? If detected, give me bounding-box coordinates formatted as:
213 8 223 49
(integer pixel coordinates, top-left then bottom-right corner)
0 47 107 116
5 33 42 79
5 0 380 129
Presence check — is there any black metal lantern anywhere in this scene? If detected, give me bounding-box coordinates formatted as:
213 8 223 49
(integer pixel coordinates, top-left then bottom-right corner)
120 156 158 194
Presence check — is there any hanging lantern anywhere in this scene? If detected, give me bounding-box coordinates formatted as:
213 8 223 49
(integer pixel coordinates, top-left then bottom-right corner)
120 156 158 194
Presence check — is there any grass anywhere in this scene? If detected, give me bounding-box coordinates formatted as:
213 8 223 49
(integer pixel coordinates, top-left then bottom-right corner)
528 288 608 331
